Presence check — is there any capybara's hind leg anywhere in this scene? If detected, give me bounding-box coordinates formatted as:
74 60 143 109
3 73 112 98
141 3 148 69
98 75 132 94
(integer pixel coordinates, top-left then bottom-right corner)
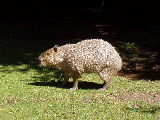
98 68 113 91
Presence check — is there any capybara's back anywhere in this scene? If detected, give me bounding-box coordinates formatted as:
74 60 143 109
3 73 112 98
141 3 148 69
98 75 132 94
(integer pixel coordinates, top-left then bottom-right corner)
39 39 122 90
68 39 122 74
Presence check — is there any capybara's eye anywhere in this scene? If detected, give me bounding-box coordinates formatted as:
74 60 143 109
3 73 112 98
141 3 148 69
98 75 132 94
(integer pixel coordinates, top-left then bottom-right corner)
46 53 50 55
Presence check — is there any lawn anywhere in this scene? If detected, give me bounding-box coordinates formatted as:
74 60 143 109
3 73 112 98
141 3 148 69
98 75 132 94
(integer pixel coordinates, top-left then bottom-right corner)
0 38 159 120
0 64 159 120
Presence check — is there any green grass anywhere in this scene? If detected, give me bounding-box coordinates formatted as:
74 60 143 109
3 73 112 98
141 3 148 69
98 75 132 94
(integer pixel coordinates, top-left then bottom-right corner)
0 39 159 120
0 64 159 120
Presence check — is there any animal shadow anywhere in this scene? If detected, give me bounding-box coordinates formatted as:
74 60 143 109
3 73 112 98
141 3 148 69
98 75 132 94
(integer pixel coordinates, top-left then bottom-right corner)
28 80 103 90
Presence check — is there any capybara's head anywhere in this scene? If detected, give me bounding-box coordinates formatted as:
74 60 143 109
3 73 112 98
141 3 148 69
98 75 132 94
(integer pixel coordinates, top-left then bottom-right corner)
38 46 64 68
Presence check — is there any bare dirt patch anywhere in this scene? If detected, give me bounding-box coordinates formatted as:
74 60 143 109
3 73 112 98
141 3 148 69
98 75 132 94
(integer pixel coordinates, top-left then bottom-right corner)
118 71 160 104
120 91 160 103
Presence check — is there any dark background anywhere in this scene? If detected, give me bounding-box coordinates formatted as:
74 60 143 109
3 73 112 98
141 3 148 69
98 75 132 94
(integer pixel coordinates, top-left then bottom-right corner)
0 0 159 19
0 0 160 39
0 0 160 65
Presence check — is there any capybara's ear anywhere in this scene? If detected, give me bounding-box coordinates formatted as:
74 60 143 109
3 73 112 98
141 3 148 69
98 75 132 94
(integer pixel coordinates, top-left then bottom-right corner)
53 45 58 52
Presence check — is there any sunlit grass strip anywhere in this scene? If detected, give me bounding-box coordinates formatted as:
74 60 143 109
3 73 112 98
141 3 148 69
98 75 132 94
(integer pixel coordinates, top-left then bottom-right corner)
0 64 159 119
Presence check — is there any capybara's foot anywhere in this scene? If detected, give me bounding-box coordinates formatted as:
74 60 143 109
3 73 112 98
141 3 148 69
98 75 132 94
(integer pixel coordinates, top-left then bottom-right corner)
98 88 106 91
70 87 78 91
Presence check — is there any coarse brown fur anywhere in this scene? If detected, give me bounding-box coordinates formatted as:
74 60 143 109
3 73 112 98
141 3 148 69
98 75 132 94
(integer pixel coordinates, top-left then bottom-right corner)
39 39 122 90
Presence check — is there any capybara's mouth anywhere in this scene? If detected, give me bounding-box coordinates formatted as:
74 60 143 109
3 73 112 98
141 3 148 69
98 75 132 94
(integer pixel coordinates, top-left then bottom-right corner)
39 63 43 67
41 63 46 67
39 60 46 67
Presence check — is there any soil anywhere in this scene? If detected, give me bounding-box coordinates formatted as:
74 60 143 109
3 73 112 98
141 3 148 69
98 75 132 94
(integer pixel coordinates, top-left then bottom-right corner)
120 91 160 104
